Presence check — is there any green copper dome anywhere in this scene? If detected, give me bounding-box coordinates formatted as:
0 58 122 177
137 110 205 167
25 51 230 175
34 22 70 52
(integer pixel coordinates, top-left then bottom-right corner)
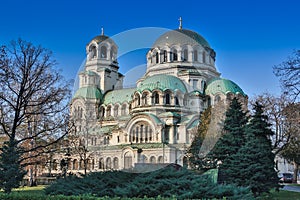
103 88 135 105
73 86 103 100
153 29 210 48
137 74 187 93
205 78 246 96
79 70 98 76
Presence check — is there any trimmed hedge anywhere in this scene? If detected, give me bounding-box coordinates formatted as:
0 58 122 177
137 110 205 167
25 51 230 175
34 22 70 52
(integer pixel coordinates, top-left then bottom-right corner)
45 167 254 199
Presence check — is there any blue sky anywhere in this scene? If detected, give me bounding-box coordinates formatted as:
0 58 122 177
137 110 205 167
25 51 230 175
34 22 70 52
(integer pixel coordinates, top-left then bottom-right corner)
1 0 300 98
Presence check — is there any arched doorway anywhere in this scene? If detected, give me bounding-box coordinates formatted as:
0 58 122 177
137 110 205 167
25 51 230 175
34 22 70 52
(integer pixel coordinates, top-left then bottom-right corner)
124 152 132 169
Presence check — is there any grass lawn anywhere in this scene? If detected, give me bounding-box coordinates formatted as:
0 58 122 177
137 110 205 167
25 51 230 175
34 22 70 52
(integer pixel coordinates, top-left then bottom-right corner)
260 189 300 200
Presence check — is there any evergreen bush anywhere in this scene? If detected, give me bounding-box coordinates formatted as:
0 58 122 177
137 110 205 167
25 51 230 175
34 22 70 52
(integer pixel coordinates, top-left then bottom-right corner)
45 167 253 199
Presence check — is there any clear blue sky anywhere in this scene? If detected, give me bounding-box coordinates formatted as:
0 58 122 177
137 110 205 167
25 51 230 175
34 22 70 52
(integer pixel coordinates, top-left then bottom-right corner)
1 0 300 98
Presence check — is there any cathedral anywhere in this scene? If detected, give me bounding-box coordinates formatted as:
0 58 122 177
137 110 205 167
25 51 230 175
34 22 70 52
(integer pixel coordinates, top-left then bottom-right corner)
58 21 248 173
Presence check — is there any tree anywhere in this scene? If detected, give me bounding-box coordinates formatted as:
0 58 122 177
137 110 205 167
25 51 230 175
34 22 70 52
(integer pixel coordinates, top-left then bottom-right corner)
188 106 212 170
66 134 94 176
252 93 293 155
0 139 26 193
279 103 300 182
273 50 300 102
0 39 71 190
209 97 248 164
228 102 279 197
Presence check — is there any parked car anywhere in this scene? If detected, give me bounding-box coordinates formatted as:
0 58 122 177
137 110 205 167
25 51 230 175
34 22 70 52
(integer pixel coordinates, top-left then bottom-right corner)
279 173 293 183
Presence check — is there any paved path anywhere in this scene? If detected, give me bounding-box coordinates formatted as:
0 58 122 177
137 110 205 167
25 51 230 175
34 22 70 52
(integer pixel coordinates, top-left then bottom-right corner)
282 185 300 193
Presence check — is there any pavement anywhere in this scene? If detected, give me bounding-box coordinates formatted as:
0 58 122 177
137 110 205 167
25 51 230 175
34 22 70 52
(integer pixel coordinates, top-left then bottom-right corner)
281 184 300 193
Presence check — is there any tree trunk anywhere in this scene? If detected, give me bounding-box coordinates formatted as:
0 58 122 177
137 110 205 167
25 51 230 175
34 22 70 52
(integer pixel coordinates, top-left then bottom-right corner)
293 161 299 183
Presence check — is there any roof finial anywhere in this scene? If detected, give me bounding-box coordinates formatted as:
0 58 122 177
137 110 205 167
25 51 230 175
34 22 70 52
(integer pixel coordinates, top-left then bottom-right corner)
179 16 182 30
101 27 104 36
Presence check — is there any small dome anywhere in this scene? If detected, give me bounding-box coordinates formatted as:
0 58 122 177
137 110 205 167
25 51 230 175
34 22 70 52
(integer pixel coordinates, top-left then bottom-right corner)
137 74 187 93
87 34 115 46
103 88 135 105
73 86 103 100
153 29 210 48
205 78 246 96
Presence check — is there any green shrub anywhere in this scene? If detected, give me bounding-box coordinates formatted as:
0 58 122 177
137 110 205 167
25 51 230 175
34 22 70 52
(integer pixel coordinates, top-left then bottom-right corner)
45 167 254 199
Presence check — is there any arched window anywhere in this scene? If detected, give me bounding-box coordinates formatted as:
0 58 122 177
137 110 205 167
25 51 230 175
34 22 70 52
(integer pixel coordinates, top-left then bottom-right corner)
136 126 139 143
145 126 148 142
153 92 159 104
175 96 179 106
114 105 119 117
173 49 178 61
194 50 198 61
201 80 206 91
106 157 112 169
78 107 83 119
105 136 110 145
165 93 170 105
215 95 221 104
79 159 83 170
86 159 90 170
131 122 153 144
183 49 188 61
124 152 132 169
113 157 119 169
163 50 167 62
99 158 104 170
131 130 135 142
90 46 97 59
149 128 153 141
106 105 111 117
155 52 159 63
158 156 164 163
110 46 117 60
150 156 156 164
121 104 126 115
99 106 105 118
140 125 144 142
135 93 141 106
142 93 148 105
202 51 206 63
100 46 107 58
72 159 78 170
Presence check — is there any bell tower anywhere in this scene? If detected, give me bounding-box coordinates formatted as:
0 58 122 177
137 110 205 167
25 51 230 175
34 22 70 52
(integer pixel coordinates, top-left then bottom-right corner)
84 28 124 93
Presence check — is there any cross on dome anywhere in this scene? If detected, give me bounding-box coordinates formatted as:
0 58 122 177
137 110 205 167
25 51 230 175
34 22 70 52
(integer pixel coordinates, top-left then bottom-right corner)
178 17 182 30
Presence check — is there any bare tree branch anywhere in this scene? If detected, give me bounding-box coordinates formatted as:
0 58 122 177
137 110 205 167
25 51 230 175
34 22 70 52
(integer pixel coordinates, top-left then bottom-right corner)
274 50 300 102
0 39 72 166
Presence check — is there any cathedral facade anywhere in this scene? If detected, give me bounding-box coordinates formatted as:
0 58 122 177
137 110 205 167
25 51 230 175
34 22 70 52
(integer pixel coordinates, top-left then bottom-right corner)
59 24 248 173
